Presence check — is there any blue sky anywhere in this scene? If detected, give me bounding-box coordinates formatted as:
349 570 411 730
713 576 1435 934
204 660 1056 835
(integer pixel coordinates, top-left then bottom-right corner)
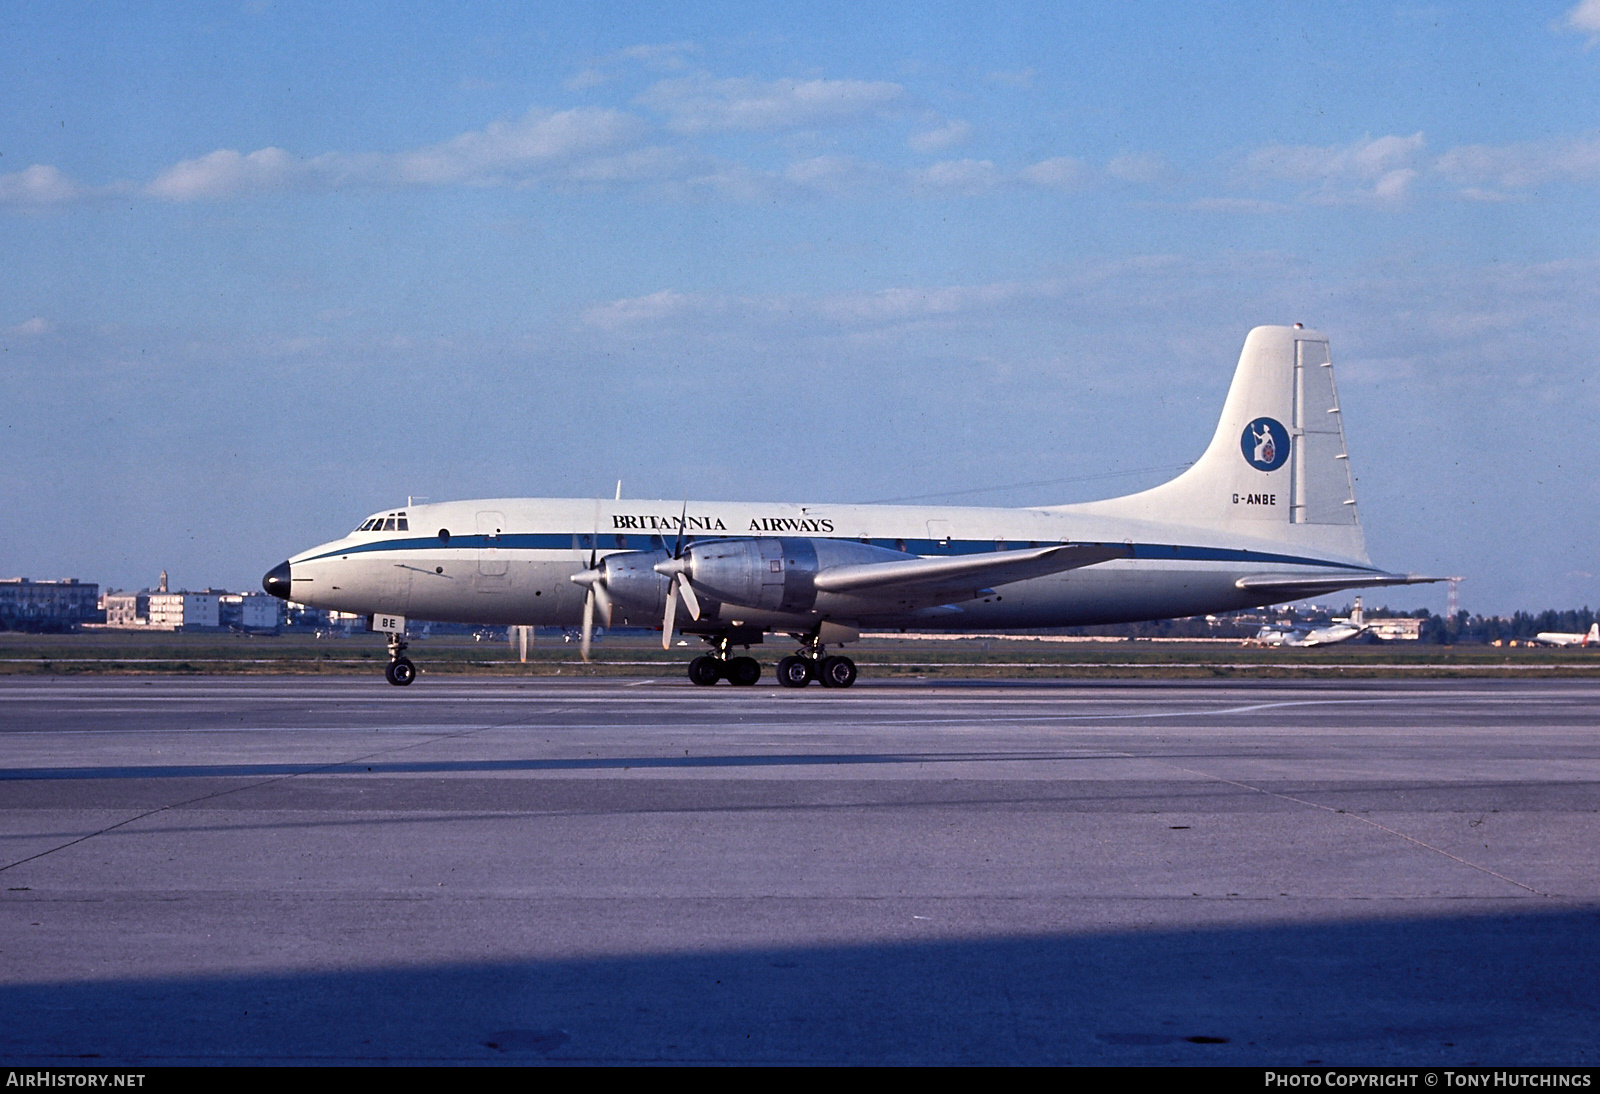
5 2 1600 614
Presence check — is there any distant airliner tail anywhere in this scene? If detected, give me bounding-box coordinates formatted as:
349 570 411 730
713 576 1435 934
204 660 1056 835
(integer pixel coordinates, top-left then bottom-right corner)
1068 325 1370 562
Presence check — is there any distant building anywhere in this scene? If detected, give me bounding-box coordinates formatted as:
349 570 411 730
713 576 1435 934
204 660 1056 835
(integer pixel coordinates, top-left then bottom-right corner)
101 591 149 627
100 575 225 631
146 592 219 630
0 578 101 630
219 593 282 630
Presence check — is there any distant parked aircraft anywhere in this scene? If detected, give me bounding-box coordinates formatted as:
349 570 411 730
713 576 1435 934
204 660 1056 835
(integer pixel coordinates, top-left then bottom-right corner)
1253 599 1371 647
1529 623 1600 648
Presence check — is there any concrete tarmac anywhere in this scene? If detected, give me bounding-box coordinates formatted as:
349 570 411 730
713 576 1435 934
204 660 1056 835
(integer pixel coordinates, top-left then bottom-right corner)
0 675 1597 1065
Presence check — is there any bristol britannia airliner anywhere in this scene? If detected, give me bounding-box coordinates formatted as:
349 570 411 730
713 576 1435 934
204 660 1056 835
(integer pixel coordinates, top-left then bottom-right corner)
262 325 1437 688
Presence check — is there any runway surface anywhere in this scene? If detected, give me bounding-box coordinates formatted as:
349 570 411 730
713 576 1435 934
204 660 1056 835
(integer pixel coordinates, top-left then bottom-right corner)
1 675 1597 1065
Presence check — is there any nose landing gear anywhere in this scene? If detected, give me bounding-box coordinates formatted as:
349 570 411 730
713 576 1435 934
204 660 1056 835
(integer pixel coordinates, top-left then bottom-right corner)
384 633 416 686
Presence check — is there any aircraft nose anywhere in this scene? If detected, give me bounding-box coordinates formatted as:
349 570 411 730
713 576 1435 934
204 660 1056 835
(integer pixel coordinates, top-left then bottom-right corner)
262 561 292 600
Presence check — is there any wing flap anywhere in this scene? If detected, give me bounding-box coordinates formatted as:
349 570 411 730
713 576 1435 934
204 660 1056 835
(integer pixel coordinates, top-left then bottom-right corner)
1235 572 1443 601
814 543 1130 598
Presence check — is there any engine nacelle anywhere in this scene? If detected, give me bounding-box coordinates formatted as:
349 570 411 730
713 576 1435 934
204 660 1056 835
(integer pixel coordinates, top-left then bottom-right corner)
594 549 671 624
682 537 914 614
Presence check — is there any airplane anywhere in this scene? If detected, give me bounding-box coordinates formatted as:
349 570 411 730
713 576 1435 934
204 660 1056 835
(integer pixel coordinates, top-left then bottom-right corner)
1529 623 1599 648
262 324 1439 688
1253 597 1372 647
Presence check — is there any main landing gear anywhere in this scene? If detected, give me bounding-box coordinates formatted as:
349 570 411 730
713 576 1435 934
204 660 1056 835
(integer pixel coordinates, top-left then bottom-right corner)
777 633 857 689
384 633 416 687
686 633 762 687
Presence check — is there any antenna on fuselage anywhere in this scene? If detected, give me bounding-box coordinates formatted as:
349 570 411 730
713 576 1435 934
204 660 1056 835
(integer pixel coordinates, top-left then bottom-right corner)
615 480 622 500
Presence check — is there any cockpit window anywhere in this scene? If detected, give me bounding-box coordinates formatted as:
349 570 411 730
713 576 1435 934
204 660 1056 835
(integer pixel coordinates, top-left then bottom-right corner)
353 511 409 534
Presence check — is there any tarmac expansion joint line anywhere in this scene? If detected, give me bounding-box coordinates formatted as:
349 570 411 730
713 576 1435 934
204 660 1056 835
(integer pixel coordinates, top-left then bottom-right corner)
1154 760 1555 899
0 702 586 876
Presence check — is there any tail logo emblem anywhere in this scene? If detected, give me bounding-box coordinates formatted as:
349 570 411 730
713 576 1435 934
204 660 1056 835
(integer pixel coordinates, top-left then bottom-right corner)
1242 417 1290 471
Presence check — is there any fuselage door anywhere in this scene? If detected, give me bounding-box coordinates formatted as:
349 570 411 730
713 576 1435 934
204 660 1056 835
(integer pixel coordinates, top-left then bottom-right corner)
477 510 508 577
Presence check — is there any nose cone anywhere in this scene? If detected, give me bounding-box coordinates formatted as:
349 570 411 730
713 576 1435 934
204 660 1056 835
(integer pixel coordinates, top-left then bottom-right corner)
262 561 292 600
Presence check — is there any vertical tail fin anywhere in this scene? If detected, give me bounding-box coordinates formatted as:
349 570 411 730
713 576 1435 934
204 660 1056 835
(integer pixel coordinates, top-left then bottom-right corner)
1068 326 1370 562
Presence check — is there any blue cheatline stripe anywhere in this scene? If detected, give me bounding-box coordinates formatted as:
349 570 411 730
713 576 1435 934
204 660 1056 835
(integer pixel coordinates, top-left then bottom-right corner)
298 534 1380 573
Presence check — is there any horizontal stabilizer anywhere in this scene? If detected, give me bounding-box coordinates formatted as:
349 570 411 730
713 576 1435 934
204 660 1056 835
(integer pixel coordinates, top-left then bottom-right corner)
1235 572 1444 602
815 543 1130 599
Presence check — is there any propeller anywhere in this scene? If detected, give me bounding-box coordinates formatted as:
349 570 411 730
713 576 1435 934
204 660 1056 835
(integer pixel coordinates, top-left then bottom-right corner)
570 545 605 662
654 501 700 650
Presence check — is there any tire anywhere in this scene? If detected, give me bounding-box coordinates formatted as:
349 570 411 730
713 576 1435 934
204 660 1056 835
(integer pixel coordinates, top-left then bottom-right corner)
818 655 857 689
687 655 722 686
777 655 812 688
385 658 417 686
727 656 762 686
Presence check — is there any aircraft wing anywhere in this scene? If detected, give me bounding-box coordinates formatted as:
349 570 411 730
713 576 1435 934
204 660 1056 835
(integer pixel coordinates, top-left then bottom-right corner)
814 543 1130 602
1234 572 1443 602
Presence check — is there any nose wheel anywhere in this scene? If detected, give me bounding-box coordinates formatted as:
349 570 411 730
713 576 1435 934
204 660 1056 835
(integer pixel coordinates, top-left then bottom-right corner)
385 634 417 686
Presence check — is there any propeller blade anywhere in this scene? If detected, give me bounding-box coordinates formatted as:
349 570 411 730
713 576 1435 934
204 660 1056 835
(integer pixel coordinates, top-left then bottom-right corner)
662 577 678 650
581 587 595 662
653 554 702 624
678 573 701 621
671 498 689 559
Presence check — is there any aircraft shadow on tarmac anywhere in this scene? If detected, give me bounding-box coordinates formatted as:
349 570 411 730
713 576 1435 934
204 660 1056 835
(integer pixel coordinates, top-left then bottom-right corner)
3 909 1597 1065
0 751 1138 781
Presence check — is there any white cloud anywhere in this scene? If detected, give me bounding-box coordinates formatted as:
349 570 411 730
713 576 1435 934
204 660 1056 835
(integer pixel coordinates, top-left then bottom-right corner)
1106 152 1168 184
907 119 972 153
1019 156 1090 189
390 107 643 185
582 277 1073 334
563 68 608 91
618 42 700 70
146 107 647 199
7 316 53 336
782 155 888 194
915 158 1005 193
1433 133 1600 190
1245 133 1425 204
1248 132 1424 183
1187 196 1291 213
146 147 305 200
581 289 708 329
0 164 84 205
638 74 905 134
1565 0 1600 35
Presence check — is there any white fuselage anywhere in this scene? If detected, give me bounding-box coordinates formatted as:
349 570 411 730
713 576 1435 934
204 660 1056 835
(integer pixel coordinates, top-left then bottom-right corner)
283 495 1383 633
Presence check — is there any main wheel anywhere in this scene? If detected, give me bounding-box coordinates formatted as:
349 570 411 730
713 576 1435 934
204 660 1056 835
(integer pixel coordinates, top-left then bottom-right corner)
726 656 762 686
777 655 812 688
687 655 722 686
385 657 416 686
817 655 857 689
